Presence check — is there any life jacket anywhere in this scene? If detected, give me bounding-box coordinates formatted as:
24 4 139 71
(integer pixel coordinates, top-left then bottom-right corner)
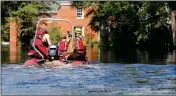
58 40 67 52
76 39 84 50
57 40 69 62
34 38 47 58
75 38 85 56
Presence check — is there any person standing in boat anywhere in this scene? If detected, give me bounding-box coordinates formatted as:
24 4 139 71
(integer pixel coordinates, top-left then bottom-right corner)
75 28 83 40
74 27 86 47
74 28 87 61
42 28 51 47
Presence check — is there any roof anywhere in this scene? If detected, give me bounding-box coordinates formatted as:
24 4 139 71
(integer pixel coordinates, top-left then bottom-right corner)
40 1 72 14
59 1 72 6
40 1 60 14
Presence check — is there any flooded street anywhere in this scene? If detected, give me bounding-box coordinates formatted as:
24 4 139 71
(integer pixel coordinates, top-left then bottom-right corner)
2 63 176 95
1 45 176 95
2 1 176 95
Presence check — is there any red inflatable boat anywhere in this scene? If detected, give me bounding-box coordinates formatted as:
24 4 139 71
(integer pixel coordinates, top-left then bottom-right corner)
24 18 87 66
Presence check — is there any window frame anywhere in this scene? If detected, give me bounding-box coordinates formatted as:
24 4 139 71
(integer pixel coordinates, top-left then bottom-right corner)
76 8 84 19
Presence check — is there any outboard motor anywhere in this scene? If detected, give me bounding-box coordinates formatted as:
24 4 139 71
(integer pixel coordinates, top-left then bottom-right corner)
48 45 58 61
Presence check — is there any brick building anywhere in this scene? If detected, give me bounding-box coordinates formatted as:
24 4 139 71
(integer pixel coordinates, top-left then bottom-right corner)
39 1 99 45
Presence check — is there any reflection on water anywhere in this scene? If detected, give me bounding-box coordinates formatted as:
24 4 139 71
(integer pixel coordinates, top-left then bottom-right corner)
1 45 28 64
1 45 100 64
1 45 176 64
86 46 99 62
1 45 176 95
100 47 176 64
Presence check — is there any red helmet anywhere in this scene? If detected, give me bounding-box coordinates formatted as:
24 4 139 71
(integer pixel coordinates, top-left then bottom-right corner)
37 29 43 35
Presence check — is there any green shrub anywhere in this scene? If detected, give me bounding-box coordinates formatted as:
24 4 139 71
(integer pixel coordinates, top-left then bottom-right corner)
48 26 61 45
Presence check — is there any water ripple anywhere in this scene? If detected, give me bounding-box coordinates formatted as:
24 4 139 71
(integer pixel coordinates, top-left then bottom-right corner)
2 64 176 95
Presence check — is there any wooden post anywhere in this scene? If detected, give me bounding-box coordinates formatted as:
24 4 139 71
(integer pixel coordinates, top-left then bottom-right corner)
10 17 18 64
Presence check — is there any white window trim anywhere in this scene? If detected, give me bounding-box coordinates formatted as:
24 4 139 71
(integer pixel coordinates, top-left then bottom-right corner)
76 8 84 19
82 27 84 36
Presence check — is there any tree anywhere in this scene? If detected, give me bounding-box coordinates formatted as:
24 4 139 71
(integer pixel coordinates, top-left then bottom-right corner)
136 1 172 48
72 1 173 49
1 1 57 46
1 1 24 42
168 1 176 47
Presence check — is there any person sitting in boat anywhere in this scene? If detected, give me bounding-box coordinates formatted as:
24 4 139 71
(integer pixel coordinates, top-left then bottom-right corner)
24 29 48 66
58 35 69 62
42 28 51 47
66 31 72 44
34 29 48 58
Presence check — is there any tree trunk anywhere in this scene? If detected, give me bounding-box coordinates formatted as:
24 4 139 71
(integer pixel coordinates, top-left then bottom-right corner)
171 10 176 47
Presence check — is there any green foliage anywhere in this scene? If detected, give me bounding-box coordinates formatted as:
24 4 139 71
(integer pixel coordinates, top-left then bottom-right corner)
136 1 172 47
1 17 10 41
85 33 99 47
13 2 52 45
72 1 173 48
87 41 99 47
1 1 57 45
48 26 61 45
1 1 23 42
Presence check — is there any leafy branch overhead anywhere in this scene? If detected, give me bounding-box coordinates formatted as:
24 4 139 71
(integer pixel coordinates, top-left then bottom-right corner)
1 1 175 49
72 1 174 48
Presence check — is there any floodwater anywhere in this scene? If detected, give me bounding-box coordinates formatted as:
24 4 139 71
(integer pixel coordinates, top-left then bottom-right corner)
1 45 176 95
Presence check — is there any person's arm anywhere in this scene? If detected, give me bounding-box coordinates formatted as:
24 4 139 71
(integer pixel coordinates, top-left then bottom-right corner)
46 34 51 45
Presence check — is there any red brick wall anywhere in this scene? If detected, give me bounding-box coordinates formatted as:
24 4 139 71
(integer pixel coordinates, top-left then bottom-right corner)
10 17 18 64
10 17 17 52
40 5 99 44
55 6 98 41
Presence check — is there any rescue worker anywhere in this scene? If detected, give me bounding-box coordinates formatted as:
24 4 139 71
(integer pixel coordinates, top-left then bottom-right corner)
34 29 48 58
74 27 86 47
25 29 48 66
58 36 69 63
67 31 72 36
66 31 72 45
42 28 51 47
75 28 83 40
73 28 87 61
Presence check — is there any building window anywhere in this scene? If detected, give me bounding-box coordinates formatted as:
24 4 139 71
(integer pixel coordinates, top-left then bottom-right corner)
76 8 84 19
74 26 84 36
